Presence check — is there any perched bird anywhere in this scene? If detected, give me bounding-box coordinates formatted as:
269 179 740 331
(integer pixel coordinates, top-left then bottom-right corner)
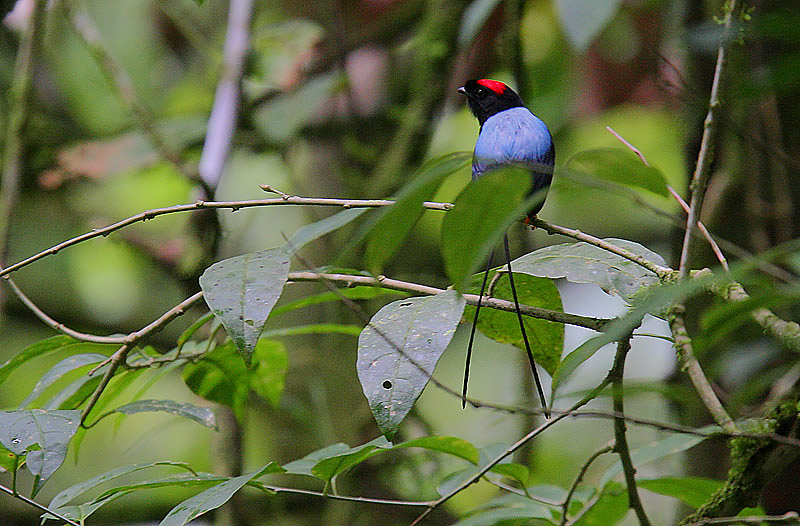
457 79 555 416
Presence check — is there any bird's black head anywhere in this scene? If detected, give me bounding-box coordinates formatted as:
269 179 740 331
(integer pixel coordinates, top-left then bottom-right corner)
457 79 525 126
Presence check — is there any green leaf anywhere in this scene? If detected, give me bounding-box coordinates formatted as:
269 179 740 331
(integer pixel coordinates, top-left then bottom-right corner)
464 270 563 375
357 291 466 439
158 463 282 526
0 409 80 496
199 247 290 365
436 443 510 496
183 342 250 420
567 148 668 197
247 339 288 408
282 443 351 477
270 286 406 317
395 436 479 464
49 461 196 509
0 441 16 472
556 0 622 51
261 323 362 338
183 340 286 418
45 493 130 524
285 207 368 255
0 335 76 387
637 477 723 509
176 313 214 349
489 462 530 487
97 399 217 430
365 152 471 273
441 166 535 291
600 426 719 487
572 481 627 526
43 374 102 410
283 435 480 481
310 437 392 482
511 239 666 304
19 352 108 408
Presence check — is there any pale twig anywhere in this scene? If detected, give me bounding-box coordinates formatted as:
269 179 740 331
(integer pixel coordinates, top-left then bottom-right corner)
2 275 130 344
0 196 451 278
668 306 738 433
560 444 615 526
198 0 254 187
604 126 730 272
0 481 80 526
668 185 728 271
678 0 740 278
610 335 651 526
531 218 674 279
286 271 609 331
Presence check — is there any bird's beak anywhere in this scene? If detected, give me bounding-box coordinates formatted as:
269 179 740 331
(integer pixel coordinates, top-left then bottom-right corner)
457 86 466 95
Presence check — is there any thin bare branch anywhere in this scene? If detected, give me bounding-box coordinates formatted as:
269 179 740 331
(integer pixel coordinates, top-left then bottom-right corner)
678 0 740 278
0 481 80 526
409 382 610 526
561 444 615 526
0 196 451 278
80 292 204 423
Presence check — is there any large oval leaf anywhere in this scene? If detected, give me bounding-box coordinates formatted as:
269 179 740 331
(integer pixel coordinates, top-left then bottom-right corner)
99 399 217 430
199 247 290 365
510 239 666 303
357 291 466 439
0 409 80 496
442 167 533 291
464 270 563 375
567 148 668 197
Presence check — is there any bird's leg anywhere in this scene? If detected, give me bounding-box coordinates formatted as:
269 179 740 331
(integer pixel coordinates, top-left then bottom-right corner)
462 251 494 408
503 233 550 418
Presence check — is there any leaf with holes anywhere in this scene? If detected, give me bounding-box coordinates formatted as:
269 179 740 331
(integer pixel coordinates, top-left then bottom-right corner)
510 239 666 303
0 410 80 496
357 291 465 439
199 247 290 365
463 269 563 375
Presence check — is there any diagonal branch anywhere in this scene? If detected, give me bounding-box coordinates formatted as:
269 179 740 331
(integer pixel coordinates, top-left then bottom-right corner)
669 305 737 433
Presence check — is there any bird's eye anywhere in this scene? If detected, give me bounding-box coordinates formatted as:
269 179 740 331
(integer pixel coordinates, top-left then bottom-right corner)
475 87 487 97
